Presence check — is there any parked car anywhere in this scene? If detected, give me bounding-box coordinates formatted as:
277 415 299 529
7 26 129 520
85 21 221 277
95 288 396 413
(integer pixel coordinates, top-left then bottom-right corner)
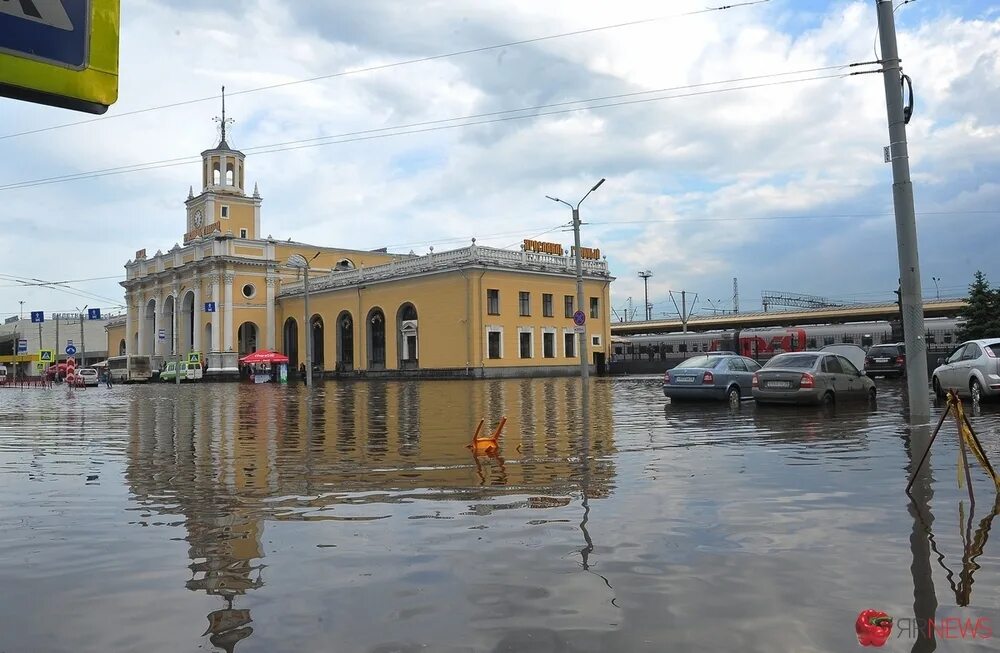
160 361 199 383
77 367 99 387
864 343 906 377
753 351 876 405
663 354 761 402
931 338 1000 402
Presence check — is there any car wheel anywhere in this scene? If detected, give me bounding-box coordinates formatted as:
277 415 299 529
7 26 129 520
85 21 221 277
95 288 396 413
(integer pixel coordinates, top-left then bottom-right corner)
868 387 877 403
727 386 740 403
971 378 983 403
821 391 834 406
933 377 944 399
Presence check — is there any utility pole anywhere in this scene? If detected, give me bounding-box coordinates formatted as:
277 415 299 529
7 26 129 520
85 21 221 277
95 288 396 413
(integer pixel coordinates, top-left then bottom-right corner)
732 277 739 314
669 290 698 334
877 0 929 418
638 271 652 320
19 300 24 320
547 178 606 385
77 306 86 368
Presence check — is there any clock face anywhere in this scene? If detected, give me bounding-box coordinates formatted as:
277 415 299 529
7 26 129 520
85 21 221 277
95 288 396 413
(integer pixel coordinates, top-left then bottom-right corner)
193 209 203 227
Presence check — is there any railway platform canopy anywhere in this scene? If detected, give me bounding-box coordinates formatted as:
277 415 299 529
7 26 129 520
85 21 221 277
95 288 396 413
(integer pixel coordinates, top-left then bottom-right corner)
611 298 967 336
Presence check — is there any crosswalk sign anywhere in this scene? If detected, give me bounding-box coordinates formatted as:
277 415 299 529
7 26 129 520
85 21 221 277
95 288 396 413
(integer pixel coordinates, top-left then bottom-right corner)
38 349 54 363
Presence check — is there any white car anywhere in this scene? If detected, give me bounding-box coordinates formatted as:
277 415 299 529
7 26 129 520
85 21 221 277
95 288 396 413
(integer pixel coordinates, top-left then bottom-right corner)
77 367 100 387
932 338 1000 402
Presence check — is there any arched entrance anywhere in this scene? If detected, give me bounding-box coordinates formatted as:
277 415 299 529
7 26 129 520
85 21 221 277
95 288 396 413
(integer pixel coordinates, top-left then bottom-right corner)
238 321 259 356
336 311 353 372
119 339 126 356
180 290 195 353
144 299 157 356
161 295 175 355
310 315 324 370
283 317 299 369
367 307 386 370
396 303 418 370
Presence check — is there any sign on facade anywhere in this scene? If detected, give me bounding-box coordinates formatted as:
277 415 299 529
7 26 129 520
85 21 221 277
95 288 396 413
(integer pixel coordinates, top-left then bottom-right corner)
30 311 44 323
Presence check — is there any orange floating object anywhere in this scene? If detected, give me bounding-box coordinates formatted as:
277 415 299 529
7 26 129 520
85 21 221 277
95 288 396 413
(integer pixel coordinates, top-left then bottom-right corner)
467 416 506 455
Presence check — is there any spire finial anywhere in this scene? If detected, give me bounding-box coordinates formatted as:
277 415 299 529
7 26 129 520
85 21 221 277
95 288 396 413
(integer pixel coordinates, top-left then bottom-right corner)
212 85 235 147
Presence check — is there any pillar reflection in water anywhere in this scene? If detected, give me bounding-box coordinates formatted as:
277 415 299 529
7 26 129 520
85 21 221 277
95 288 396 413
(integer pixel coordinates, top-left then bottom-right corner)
906 420 938 653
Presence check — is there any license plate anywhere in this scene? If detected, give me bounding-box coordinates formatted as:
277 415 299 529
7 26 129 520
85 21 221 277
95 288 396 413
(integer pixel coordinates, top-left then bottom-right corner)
875 358 889 363
675 376 696 384
767 380 791 389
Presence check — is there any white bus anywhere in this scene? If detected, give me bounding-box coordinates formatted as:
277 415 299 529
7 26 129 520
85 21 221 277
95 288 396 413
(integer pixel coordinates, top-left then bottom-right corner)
107 355 153 383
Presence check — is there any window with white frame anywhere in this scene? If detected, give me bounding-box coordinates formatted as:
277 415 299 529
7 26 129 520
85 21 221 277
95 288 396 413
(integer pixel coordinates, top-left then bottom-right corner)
564 330 576 358
486 326 503 359
221 205 230 218
592 335 601 347
518 327 533 359
543 330 556 358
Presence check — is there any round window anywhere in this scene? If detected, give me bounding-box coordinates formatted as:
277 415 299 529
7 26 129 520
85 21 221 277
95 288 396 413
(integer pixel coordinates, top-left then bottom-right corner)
242 283 256 298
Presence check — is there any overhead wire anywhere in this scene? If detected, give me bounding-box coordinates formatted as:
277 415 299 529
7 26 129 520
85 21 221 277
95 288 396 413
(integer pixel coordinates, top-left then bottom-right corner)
0 66 872 192
0 0 772 142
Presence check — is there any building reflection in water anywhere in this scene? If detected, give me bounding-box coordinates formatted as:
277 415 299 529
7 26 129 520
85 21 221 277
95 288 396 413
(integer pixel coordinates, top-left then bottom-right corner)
125 379 616 651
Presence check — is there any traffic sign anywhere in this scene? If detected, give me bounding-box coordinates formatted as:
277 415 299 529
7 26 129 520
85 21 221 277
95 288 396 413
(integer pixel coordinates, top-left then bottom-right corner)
204 302 216 313
573 325 586 334
0 0 120 114
17 339 28 353
30 311 44 323
87 308 101 320
572 310 587 327
38 349 54 363
158 328 166 342
65 344 77 356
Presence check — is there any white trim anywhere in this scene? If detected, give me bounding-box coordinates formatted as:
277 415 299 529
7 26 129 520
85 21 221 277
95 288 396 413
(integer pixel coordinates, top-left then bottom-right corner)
517 326 535 359
485 325 504 360
239 228 248 239
221 204 230 219
591 334 602 347
241 282 256 299
542 327 557 358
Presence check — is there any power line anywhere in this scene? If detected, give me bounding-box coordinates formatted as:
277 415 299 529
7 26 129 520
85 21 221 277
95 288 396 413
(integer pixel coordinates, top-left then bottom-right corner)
0 274 123 288
0 273 125 305
0 1 772 142
0 68 860 192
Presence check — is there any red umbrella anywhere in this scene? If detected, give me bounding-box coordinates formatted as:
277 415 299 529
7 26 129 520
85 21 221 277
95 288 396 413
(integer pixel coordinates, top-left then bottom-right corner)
239 350 289 364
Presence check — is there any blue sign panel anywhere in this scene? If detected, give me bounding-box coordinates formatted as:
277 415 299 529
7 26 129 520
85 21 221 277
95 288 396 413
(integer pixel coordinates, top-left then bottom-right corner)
17 339 28 353
65 344 77 356
30 310 44 323
572 310 587 327
204 302 216 313
0 0 91 70
87 307 101 320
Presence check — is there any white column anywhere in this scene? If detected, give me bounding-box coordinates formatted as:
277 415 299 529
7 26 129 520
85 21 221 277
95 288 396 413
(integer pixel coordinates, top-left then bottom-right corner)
210 273 221 352
223 271 235 351
156 289 167 358
171 280 180 355
136 294 146 356
124 292 134 355
265 273 276 350
192 277 202 353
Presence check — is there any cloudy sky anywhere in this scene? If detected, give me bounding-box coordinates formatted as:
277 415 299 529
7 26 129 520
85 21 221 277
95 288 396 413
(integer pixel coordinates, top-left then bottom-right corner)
1 0 998 321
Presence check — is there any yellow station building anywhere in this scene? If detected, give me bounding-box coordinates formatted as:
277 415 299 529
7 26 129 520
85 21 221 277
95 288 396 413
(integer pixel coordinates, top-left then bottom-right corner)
109 121 614 378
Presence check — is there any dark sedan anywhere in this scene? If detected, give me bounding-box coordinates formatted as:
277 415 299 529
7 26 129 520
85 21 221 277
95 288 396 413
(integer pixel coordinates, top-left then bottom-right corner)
864 343 906 377
663 354 761 402
752 352 876 405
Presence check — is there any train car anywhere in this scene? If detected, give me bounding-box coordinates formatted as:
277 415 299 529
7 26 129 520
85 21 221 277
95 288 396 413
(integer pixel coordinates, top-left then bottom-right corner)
612 318 963 366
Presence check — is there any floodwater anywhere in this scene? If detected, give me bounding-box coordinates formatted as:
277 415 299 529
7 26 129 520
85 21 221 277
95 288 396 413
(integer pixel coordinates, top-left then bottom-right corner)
1 378 998 652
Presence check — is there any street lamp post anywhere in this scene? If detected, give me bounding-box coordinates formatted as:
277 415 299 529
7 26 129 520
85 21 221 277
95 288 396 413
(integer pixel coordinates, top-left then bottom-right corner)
638 270 652 321
546 178 606 384
287 252 321 388
932 276 940 300
75 305 87 368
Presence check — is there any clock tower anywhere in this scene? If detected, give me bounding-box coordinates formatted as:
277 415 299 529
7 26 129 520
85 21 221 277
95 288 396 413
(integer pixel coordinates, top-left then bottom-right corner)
184 87 262 243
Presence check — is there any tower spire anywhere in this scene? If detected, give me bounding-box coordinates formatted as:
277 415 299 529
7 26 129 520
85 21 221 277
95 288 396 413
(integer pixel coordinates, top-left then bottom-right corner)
213 85 234 148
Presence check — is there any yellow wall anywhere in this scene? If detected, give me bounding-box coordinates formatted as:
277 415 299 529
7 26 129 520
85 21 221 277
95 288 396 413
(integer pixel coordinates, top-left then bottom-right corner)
219 200 255 238
106 322 126 356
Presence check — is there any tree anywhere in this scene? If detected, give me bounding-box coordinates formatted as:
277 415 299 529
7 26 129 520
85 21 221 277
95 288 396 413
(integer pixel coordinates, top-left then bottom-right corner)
956 271 1000 341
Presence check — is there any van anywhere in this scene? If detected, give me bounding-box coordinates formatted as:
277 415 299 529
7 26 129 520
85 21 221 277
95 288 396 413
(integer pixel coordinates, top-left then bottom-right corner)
0 365 7 384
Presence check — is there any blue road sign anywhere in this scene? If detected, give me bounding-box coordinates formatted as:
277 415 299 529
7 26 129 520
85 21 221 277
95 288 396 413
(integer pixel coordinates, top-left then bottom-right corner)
30 310 44 323
204 302 216 313
87 307 101 320
573 310 587 327
65 345 77 356
17 339 28 353
0 1 90 70
158 328 166 341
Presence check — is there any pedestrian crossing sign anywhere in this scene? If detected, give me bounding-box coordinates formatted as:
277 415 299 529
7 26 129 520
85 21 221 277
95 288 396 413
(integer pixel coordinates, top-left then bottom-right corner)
38 349 54 363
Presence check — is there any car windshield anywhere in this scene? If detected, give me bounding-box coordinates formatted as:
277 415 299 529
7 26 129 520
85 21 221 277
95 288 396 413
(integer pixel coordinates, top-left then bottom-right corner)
868 346 898 356
674 356 723 369
763 354 818 370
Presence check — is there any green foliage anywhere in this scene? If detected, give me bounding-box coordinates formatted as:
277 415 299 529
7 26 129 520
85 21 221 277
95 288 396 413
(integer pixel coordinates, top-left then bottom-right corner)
956 271 1000 341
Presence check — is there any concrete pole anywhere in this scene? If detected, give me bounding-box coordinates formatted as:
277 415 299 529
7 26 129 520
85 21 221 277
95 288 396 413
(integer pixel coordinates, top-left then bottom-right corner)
877 0 930 419
174 299 181 385
572 208 589 385
79 312 85 367
681 291 687 334
304 265 313 388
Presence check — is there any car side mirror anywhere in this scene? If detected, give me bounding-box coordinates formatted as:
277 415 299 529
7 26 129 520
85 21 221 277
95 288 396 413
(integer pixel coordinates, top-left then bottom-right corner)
857 370 866 377
936 357 944 365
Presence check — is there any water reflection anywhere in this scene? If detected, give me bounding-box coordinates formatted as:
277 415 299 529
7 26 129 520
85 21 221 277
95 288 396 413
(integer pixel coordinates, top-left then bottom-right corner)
124 379 616 650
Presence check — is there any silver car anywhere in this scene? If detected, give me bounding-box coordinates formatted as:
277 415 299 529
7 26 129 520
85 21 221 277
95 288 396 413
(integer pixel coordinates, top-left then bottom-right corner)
753 352 876 405
663 353 761 402
931 338 1000 402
